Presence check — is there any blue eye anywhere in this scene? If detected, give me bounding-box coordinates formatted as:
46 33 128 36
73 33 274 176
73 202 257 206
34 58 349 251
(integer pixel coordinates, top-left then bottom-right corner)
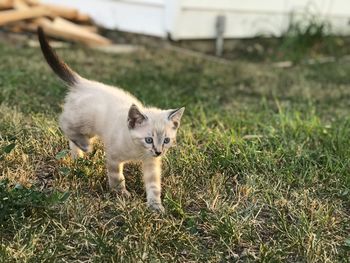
164 137 170 144
145 137 153 144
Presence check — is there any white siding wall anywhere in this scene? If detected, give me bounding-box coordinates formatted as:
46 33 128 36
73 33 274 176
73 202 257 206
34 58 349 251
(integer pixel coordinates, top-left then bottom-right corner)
43 0 350 39
43 0 167 37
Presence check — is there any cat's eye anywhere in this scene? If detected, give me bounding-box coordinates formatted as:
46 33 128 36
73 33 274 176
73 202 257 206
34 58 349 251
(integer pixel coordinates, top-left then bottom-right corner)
164 137 170 144
145 137 153 144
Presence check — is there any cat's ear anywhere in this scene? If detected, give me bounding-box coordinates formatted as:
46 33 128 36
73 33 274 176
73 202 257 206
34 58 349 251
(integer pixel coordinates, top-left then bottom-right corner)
128 104 147 129
168 107 185 128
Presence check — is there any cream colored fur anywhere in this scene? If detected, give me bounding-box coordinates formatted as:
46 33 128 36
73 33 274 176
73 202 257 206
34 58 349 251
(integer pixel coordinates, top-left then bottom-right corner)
59 77 184 213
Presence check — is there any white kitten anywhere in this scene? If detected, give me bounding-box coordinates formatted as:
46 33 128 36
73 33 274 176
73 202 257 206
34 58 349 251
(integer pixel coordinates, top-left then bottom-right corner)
38 28 184 213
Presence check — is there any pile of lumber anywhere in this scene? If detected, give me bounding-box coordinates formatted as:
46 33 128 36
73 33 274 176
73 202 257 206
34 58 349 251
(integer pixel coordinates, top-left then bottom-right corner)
0 0 111 46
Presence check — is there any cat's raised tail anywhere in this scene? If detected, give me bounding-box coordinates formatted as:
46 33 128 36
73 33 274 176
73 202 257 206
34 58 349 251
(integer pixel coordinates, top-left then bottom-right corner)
37 27 79 86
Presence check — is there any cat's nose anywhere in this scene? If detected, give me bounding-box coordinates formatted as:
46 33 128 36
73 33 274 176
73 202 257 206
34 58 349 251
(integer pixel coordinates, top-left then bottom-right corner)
155 151 162 156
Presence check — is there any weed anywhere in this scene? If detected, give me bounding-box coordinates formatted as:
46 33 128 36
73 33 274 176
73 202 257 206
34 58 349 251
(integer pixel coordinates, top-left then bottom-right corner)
0 40 349 261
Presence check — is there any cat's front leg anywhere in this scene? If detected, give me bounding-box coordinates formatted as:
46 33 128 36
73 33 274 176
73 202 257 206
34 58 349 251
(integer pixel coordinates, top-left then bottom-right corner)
142 158 164 213
106 157 130 198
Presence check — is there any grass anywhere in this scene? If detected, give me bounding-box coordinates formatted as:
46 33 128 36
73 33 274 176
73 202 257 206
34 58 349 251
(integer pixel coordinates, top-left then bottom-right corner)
277 12 335 63
228 13 350 63
0 37 350 262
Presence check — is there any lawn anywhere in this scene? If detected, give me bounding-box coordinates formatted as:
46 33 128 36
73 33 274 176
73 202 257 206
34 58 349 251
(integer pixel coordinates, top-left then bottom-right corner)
0 38 349 262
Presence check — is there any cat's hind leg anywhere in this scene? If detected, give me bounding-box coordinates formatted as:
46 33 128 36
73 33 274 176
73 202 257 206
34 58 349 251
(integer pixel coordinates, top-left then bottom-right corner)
59 115 92 155
66 133 92 159
69 140 84 159
69 134 91 152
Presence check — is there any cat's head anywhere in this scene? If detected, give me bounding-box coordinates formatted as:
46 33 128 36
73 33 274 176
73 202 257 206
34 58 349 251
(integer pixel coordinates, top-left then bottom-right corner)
128 104 185 158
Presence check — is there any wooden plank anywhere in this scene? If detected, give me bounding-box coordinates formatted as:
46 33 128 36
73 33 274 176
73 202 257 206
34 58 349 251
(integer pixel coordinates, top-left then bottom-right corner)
0 0 14 9
79 25 98 33
24 1 91 22
3 0 105 46
23 0 39 4
36 17 111 46
74 13 91 23
6 22 24 32
13 0 29 9
35 3 78 20
52 17 110 45
0 6 51 26
14 20 37 31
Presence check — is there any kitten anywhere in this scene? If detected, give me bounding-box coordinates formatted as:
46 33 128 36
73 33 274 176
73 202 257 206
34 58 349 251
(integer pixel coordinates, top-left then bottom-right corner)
37 27 184 213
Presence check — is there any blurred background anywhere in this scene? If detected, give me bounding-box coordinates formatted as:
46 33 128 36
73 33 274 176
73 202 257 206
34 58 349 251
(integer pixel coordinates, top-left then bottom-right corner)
1 0 350 63
43 0 350 39
1 1 350 262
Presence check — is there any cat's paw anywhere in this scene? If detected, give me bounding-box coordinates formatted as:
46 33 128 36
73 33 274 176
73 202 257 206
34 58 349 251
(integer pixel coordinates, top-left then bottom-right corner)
119 189 131 198
112 188 131 198
148 202 165 213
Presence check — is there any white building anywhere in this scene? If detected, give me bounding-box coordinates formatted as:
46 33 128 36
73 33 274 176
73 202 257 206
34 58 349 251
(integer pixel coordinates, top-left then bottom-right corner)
43 0 350 39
